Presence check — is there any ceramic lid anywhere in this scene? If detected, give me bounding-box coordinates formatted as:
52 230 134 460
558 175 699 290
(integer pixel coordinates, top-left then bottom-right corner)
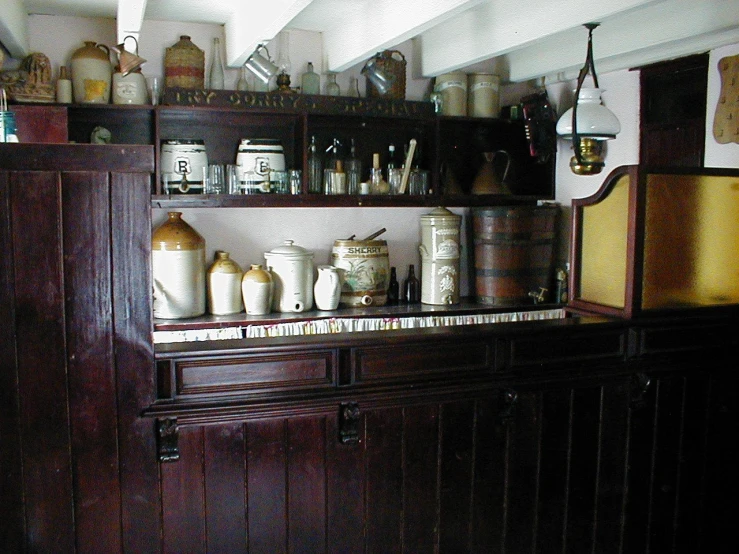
420 206 461 225
264 240 314 259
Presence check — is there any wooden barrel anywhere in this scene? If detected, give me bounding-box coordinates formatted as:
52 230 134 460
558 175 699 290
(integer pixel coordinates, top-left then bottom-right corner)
472 206 558 305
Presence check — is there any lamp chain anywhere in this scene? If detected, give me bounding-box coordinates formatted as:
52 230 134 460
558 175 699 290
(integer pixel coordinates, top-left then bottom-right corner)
572 23 601 168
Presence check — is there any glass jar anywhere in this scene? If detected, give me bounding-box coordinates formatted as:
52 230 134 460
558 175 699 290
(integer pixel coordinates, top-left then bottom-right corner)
325 73 340 96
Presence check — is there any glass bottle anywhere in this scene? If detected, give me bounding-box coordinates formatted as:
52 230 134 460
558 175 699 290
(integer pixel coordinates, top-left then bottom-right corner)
308 135 323 193
348 75 360 97
325 73 340 96
403 264 421 304
301 62 320 95
236 66 249 91
345 138 362 194
387 267 399 304
369 153 389 194
209 37 225 90
386 143 398 176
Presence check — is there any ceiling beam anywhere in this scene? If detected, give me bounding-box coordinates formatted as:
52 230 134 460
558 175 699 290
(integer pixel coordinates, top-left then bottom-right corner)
503 0 739 82
116 0 148 45
417 0 663 77
321 0 485 73
224 0 316 67
0 0 30 58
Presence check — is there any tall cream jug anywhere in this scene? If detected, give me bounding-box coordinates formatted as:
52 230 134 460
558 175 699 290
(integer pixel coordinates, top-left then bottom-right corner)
71 41 112 104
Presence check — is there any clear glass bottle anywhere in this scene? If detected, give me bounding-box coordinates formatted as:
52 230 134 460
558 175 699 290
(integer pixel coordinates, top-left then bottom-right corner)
236 66 249 91
403 264 421 303
301 62 320 95
325 73 340 96
386 143 397 176
348 75 360 97
209 37 225 90
307 135 323 193
369 153 389 194
345 138 362 194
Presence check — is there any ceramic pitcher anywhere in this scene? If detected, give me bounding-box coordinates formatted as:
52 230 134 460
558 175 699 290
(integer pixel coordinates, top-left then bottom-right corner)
314 265 341 310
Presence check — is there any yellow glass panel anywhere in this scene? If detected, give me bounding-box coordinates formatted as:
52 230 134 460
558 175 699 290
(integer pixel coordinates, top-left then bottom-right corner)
643 174 739 309
579 174 630 308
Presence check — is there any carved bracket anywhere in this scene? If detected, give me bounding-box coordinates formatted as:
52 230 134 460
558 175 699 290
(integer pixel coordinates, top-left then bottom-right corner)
339 402 361 445
498 388 519 423
629 372 652 411
157 417 180 462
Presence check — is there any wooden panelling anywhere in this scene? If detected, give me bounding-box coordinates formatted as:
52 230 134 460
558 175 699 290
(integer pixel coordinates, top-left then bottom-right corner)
62 171 122 553
508 329 627 369
11 170 76 552
10 104 68 143
353 339 491 383
172 350 335 397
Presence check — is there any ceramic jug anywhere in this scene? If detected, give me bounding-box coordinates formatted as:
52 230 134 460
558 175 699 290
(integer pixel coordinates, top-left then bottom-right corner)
71 41 112 104
207 251 243 315
242 264 273 315
471 150 512 195
314 265 341 310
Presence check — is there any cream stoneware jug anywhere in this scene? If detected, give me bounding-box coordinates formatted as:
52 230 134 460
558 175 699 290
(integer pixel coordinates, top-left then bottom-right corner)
314 265 341 310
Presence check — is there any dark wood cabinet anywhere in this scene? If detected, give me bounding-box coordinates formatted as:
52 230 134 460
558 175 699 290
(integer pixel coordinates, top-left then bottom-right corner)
2 144 737 552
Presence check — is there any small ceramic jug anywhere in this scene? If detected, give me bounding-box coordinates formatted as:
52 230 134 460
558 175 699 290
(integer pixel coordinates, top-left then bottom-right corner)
207 251 243 315
241 264 273 315
314 265 341 310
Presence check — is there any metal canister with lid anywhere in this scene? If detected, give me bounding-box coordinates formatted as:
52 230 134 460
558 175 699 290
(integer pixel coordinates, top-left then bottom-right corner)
419 207 462 305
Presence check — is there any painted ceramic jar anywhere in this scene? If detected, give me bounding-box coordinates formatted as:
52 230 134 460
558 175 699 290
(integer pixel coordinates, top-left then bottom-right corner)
236 139 285 194
331 239 389 307
112 69 148 105
242 264 274 315
434 72 467 116
264 240 314 313
207 251 243 315
314 265 341 310
151 212 206 319
71 41 112 104
419 207 461 305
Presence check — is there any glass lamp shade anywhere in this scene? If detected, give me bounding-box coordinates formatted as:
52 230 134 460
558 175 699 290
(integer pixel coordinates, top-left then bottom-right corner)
361 57 395 95
556 87 621 139
245 47 278 85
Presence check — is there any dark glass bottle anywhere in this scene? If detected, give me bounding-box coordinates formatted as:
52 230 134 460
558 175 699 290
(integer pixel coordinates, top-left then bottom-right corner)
403 264 421 303
387 266 399 304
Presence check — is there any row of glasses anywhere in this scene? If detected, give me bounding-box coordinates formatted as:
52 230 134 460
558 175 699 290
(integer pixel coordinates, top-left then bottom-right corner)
203 165 303 195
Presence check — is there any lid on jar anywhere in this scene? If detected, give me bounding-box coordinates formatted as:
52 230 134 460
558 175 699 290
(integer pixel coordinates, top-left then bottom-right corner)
421 206 461 224
264 240 314 258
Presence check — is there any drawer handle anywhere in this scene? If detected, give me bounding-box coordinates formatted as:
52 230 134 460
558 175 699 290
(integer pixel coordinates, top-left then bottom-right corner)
339 402 361 445
498 388 519 422
157 417 180 463
630 372 652 410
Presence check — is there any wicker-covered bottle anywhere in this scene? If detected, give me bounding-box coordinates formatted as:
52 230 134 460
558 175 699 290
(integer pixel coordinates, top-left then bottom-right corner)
165 35 205 89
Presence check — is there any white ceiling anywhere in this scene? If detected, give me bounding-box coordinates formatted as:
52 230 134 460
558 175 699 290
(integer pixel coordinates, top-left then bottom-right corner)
10 0 739 83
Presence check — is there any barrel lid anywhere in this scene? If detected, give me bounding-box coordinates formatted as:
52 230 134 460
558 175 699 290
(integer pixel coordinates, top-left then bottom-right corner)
421 206 461 224
264 239 314 259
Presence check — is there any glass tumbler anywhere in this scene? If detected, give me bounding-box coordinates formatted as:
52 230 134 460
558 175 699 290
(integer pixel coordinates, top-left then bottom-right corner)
205 164 227 194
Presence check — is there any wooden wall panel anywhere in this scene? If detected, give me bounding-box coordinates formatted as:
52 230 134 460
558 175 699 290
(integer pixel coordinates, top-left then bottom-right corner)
204 422 247 553
11 171 76 552
0 172 23 551
326 413 365 554
111 173 160 553
246 419 287 554
161 427 207 554
402 404 440 553
438 401 475 552
287 416 327 553
365 407 403 553
536 389 573 553
62 171 122 553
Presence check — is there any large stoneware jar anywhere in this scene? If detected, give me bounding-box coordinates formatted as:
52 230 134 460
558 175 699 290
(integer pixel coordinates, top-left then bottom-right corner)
419 207 461 305
71 41 112 104
152 212 206 319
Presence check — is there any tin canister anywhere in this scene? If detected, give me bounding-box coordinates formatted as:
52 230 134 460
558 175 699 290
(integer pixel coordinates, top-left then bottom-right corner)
331 239 390 307
467 73 500 118
236 138 286 194
419 207 462 305
434 72 467 116
0 111 18 142
160 139 208 194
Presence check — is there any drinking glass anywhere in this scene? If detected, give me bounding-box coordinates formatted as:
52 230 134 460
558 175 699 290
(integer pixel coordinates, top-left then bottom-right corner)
388 168 404 194
270 170 289 193
409 169 430 195
226 164 241 194
288 169 302 194
205 164 227 194
148 76 161 106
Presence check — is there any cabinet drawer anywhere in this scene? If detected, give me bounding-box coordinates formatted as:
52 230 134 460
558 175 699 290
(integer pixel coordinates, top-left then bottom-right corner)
158 350 336 398
352 339 493 383
508 329 627 369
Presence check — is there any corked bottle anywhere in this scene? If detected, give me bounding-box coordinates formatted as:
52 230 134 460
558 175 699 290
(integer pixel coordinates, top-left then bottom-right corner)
165 35 205 90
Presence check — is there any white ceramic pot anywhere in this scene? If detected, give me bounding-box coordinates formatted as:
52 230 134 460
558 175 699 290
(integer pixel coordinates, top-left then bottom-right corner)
264 240 314 312
160 139 208 194
236 138 285 194
314 265 341 310
112 71 148 105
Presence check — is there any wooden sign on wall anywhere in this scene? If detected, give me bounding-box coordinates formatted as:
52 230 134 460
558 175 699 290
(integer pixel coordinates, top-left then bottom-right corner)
713 54 739 144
